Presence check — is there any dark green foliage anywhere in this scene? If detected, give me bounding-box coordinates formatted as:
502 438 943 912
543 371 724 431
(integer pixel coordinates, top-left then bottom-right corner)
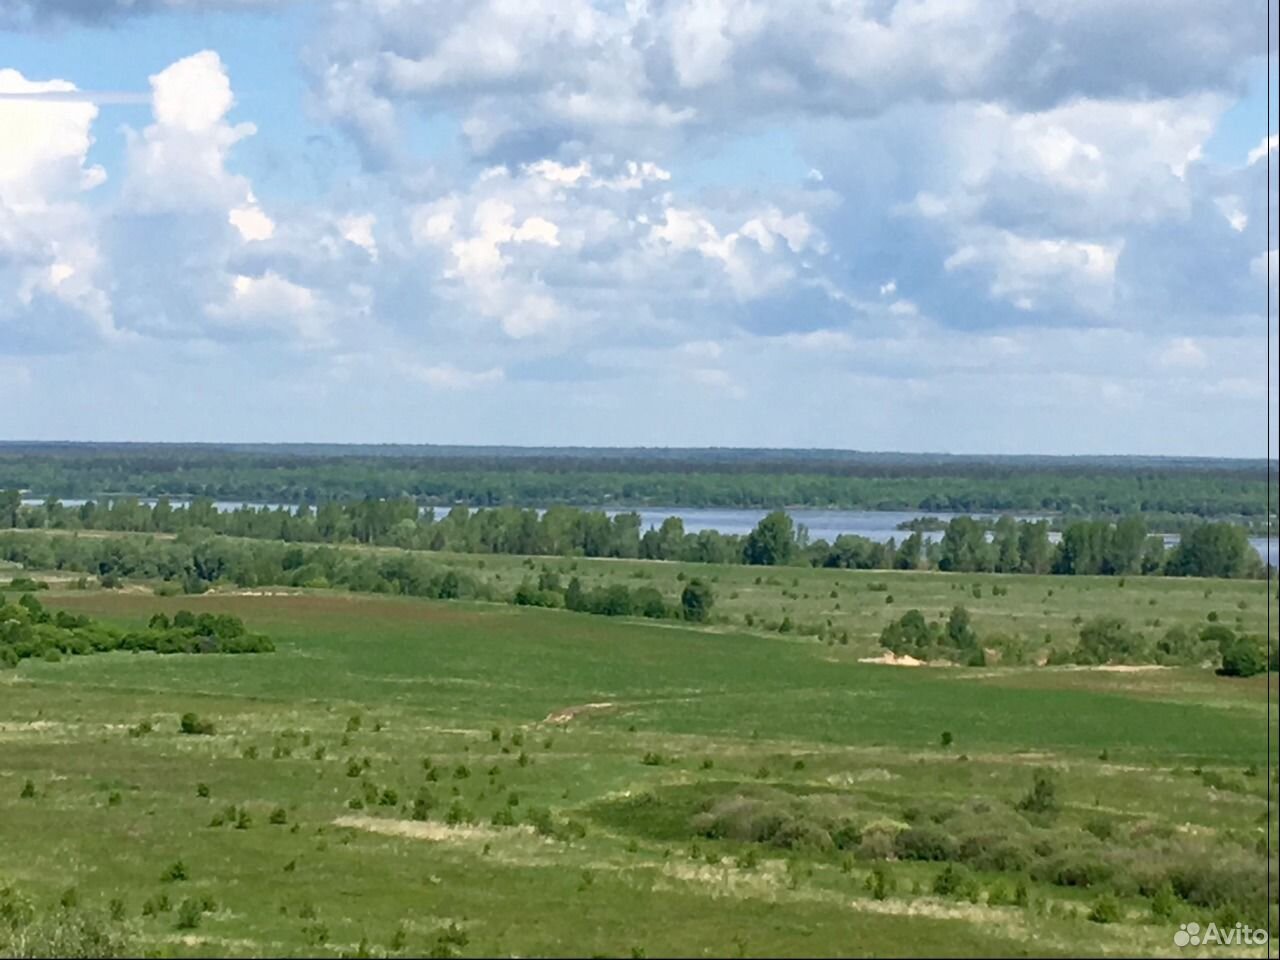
680 579 714 622
1072 617 1148 665
1017 768 1060 815
159 859 188 882
742 511 797 566
894 825 957 862
1216 632 1266 678
0 596 273 668
879 606 983 663
179 713 215 736
932 863 978 899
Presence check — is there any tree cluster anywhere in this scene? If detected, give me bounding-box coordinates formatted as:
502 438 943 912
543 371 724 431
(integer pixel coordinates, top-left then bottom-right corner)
0 593 273 667
3 497 1265 579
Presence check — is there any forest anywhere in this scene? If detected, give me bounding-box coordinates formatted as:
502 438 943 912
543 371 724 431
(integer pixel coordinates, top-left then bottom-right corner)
0 443 1270 518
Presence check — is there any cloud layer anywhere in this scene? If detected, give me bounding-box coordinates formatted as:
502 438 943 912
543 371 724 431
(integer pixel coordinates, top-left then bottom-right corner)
0 0 1274 454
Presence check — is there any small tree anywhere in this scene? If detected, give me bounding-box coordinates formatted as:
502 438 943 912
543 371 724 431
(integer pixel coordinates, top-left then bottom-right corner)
680 579 714 623
1217 634 1266 678
1017 767 1060 815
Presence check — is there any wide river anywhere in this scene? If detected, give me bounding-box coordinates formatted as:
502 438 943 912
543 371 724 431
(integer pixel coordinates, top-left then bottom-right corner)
21 499 1279 566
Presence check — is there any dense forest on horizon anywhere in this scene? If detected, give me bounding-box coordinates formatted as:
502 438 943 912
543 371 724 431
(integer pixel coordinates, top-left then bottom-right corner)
0 443 1272 520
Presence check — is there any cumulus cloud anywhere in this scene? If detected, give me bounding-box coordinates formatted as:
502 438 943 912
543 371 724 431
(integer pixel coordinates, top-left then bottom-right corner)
310 0 1265 163
405 156 827 341
0 1 1272 454
0 67 116 345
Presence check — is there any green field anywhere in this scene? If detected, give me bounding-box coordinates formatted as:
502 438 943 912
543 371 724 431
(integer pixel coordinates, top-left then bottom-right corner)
0 560 1275 957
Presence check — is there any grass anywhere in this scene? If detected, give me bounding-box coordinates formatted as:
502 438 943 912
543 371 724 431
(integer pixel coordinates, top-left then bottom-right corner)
0 560 1274 957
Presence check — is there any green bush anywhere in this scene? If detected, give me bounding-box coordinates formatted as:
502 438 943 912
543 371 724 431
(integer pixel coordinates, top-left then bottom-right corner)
178 713 215 736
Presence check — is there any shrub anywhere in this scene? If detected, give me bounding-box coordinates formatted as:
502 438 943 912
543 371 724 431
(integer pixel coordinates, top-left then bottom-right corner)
19 779 35 799
932 863 978 899
160 859 188 883
178 713 215 736
175 898 203 931
1088 894 1122 924
1017 768 1060 815
680 580 714 622
870 865 893 900
1217 634 1266 678
269 807 288 825
894 825 957 862
444 800 472 826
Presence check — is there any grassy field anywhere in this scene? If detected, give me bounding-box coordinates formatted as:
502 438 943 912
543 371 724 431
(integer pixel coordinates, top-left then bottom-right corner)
0 561 1275 957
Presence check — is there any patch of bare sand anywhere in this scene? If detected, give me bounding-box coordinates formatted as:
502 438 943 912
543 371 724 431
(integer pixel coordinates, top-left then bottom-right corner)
857 652 926 667
333 814 527 844
544 701 615 724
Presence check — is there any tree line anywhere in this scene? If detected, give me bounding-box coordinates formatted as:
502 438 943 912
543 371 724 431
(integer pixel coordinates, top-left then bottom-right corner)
0 445 1269 517
0 593 274 667
0 533 715 629
1 494 1264 579
879 605 1271 675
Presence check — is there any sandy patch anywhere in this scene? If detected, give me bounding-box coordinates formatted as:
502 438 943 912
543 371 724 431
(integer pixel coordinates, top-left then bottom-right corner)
826 768 895 786
857 652 925 667
333 814 524 844
544 701 615 724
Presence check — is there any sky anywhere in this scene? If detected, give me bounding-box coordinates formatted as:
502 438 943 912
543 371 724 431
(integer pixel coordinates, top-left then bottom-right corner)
0 0 1276 456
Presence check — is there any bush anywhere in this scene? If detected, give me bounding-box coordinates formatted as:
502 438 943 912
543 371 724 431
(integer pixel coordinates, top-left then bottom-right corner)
1073 617 1148 665
1017 768 1060 815
178 713 215 736
894 825 957 862
1088 894 1122 924
680 580 714 622
932 863 978 899
1217 634 1266 678
160 860 188 883
175 898 203 931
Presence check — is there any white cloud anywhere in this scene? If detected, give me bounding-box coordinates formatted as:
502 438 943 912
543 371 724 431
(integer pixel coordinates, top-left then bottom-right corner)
339 213 378 260
229 199 276 241
1213 195 1247 233
207 271 333 345
313 0 1258 162
0 68 116 342
944 230 1123 313
123 51 260 215
1157 336 1206 368
404 362 505 389
1247 134 1278 166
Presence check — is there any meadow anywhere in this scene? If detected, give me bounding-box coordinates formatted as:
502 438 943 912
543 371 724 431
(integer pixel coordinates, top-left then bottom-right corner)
0 546 1275 957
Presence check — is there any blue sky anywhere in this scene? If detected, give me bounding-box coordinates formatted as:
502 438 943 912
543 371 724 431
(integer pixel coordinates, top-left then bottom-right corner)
0 0 1275 456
